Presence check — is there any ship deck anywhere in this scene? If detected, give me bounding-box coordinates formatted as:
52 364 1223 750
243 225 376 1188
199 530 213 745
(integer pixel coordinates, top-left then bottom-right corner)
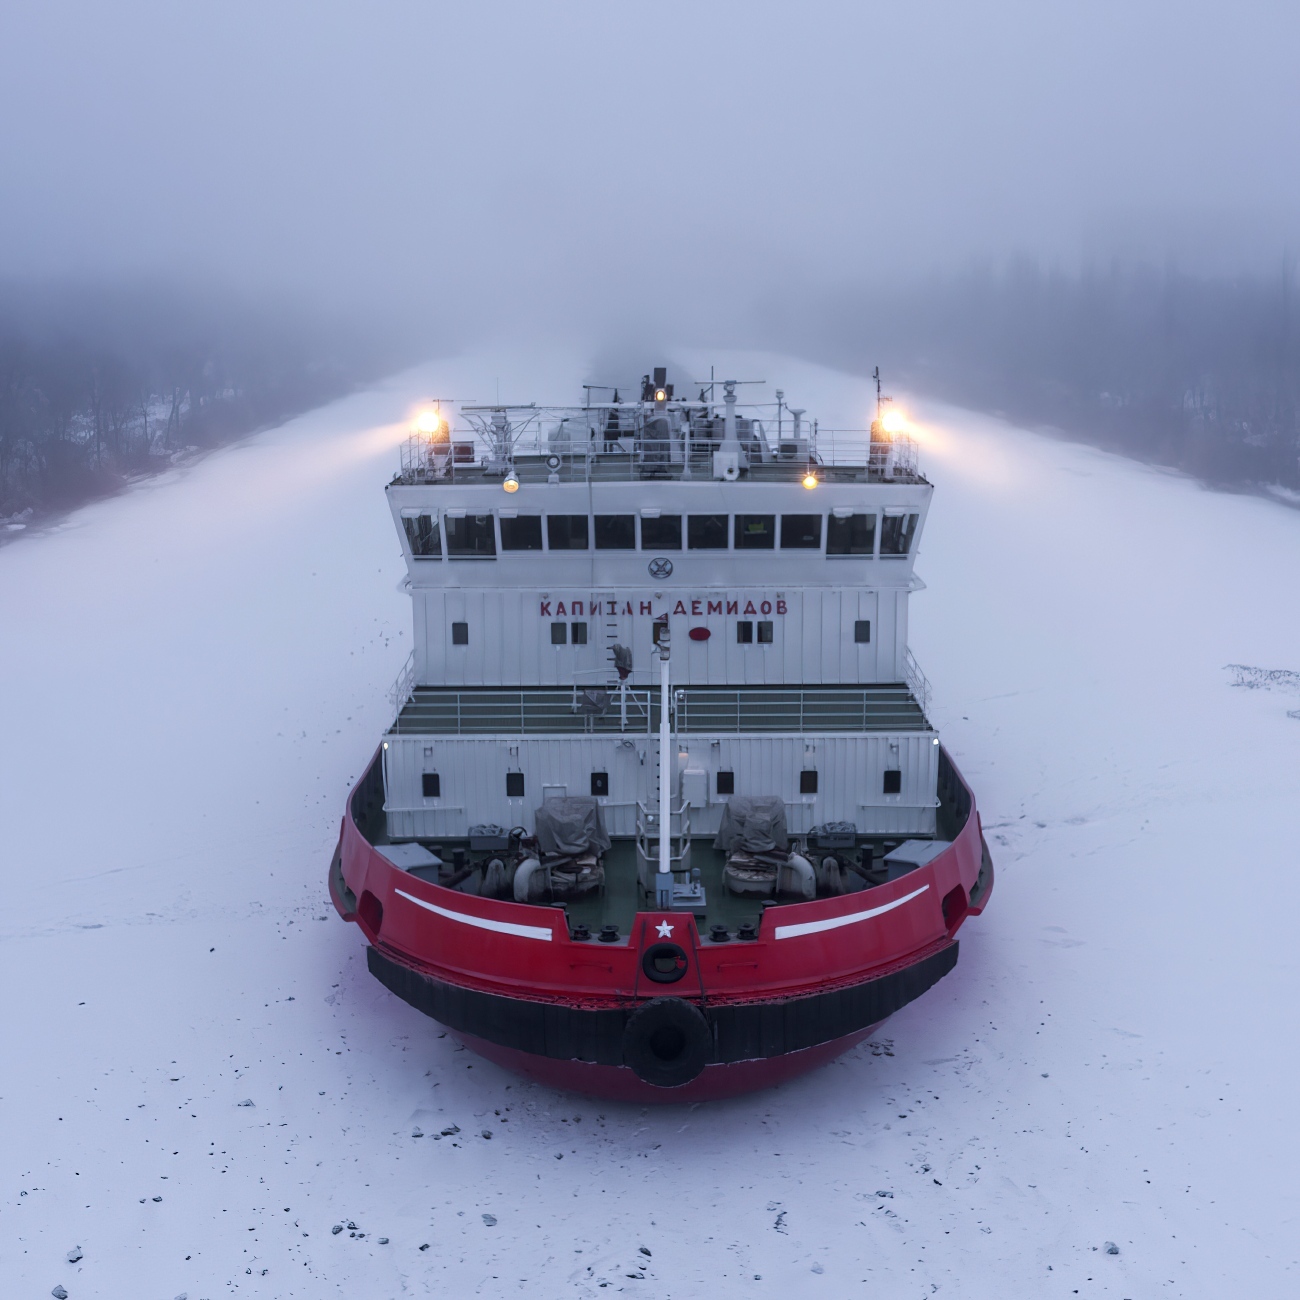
389 683 930 736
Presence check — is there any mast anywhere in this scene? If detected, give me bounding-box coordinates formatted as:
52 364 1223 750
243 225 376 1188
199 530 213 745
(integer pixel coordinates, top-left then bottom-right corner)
655 625 672 907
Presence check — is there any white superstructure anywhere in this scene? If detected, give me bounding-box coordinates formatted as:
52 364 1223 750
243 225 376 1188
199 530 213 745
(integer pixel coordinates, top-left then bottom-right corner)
381 370 937 846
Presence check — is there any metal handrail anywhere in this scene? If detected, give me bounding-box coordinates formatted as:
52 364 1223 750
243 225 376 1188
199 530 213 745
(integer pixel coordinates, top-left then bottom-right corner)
397 429 920 485
389 651 416 712
904 647 932 716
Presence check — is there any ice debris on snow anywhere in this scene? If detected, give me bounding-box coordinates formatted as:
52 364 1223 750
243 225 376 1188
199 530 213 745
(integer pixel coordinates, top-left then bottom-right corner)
65 1247 82 1263
237 1098 255 1107
482 1213 498 1226
1105 1242 1120 1255
52 1288 68 1299
331 1224 343 1235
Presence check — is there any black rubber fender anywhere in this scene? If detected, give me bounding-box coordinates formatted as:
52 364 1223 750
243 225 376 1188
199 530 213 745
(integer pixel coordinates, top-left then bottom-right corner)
622 997 712 1087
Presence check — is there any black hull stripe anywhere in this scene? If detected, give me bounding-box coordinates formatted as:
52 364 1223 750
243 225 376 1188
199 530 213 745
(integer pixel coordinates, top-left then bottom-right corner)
367 942 959 1067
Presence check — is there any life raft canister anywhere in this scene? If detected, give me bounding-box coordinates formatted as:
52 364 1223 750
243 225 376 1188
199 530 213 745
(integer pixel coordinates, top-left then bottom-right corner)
622 996 712 1087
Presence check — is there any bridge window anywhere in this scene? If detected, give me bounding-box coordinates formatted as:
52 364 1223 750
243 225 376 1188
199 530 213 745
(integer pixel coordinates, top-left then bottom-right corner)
451 621 469 645
640 513 682 549
799 770 819 794
590 772 609 797
736 621 753 644
421 773 440 798
506 772 525 798
500 515 543 550
594 515 636 549
757 621 773 643
716 770 735 795
780 514 822 548
880 512 919 556
827 512 876 556
882 769 902 794
400 510 442 558
734 514 775 549
547 514 590 549
854 620 871 643
444 513 496 557
571 621 588 644
551 622 567 645
688 514 728 549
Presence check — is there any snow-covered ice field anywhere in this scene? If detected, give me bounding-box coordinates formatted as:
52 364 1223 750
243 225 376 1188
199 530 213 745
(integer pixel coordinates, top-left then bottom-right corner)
2 349 1298 1298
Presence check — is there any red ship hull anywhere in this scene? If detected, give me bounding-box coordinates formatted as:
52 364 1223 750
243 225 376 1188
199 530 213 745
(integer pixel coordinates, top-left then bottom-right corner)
330 747 992 1101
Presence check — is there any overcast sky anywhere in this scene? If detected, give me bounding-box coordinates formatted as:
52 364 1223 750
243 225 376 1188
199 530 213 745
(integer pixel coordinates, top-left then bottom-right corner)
3 0 1298 326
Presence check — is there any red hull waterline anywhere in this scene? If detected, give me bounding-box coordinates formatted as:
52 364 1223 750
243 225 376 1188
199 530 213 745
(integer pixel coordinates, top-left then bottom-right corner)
331 746 993 1103
453 1025 883 1103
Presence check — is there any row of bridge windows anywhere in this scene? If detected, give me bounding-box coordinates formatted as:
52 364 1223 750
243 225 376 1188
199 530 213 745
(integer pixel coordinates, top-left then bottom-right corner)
402 510 918 559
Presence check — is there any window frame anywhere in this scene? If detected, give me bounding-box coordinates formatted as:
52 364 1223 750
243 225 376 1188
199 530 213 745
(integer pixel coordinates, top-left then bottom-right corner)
640 513 683 550
400 509 443 559
593 514 636 550
734 514 776 550
880 511 919 557
546 513 590 551
687 513 729 550
499 513 544 551
826 511 878 557
779 514 823 550
443 512 497 559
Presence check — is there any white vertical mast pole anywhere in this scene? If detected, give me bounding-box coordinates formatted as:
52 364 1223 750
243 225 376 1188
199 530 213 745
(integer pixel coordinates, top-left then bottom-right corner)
656 627 672 906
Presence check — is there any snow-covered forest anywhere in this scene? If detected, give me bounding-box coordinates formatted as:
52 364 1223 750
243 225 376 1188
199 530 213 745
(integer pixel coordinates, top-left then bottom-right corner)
0 284 393 526
799 262 1300 496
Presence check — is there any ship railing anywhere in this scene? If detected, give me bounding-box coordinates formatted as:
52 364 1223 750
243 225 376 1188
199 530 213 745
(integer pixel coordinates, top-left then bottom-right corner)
634 800 694 892
569 670 656 733
389 650 416 712
904 647 933 716
396 426 920 484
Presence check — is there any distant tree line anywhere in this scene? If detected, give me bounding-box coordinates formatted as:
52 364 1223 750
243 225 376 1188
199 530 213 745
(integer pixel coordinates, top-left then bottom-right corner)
0 281 401 523
798 260 1300 492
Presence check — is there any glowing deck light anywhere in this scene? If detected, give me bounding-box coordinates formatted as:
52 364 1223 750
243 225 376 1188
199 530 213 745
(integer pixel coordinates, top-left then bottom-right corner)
502 473 520 493
881 409 906 435
417 409 442 435
654 388 668 403
802 471 819 489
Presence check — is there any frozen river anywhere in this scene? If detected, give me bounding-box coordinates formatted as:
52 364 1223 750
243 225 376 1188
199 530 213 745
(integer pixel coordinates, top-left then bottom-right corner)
2 348 1297 1297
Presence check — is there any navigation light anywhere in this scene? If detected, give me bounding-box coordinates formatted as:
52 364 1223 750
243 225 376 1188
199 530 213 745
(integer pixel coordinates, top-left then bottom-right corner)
881 409 905 435
417 409 442 435
502 473 520 493
802 471 819 490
